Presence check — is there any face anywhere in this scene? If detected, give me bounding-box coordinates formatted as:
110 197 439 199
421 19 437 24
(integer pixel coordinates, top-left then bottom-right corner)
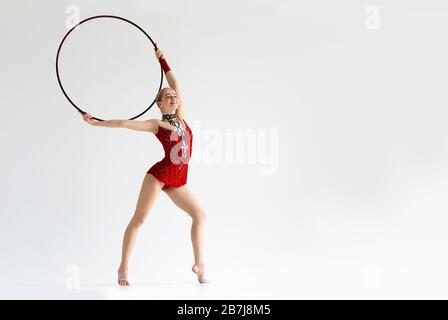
157 89 178 114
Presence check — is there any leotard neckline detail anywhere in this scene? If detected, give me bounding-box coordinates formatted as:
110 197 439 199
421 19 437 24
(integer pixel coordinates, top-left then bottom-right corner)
157 119 188 134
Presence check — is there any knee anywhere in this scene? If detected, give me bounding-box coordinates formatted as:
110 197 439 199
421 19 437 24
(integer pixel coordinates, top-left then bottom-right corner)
129 215 146 228
192 210 207 223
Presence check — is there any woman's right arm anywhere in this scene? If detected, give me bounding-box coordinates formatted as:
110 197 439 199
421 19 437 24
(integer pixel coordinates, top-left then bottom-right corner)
92 120 123 128
81 112 158 133
81 112 123 128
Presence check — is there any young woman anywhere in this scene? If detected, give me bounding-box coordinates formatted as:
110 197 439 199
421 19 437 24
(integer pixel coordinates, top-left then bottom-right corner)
81 47 208 286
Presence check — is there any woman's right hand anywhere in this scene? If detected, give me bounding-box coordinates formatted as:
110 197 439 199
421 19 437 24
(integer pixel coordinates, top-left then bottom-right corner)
80 111 96 125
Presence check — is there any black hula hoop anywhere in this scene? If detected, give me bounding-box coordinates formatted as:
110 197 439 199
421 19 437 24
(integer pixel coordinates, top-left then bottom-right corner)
56 15 163 121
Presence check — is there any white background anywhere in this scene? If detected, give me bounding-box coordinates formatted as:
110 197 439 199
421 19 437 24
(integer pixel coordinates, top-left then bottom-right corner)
1 0 448 299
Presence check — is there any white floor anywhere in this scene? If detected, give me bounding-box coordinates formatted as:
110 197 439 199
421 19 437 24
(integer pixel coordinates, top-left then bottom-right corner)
0 282 287 300
2 278 447 300
3 257 448 300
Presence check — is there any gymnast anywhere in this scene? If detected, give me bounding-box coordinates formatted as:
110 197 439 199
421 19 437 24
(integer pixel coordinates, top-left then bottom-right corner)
81 47 209 286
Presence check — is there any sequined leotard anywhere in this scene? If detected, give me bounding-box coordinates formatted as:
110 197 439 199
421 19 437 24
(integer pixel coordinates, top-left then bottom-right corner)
147 119 193 190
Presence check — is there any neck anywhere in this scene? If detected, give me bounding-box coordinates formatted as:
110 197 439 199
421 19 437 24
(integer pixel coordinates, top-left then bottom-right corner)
161 112 179 123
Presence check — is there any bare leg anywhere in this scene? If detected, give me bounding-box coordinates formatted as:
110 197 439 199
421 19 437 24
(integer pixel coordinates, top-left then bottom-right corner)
118 173 164 286
163 185 208 283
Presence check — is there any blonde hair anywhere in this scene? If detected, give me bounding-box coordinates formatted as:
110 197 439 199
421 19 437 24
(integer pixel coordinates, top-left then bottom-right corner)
155 87 176 108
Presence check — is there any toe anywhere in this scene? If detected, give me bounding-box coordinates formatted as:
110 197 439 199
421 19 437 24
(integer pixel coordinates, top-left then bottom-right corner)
118 279 130 286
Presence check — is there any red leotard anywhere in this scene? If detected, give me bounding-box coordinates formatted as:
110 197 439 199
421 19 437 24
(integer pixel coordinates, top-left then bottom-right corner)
147 119 193 190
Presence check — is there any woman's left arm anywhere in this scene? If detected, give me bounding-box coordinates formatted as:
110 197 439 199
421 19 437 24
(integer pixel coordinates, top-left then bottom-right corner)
167 74 185 120
156 47 185 120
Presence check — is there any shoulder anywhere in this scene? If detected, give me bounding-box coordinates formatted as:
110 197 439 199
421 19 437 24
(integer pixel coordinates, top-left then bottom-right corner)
175 109 185 121
149 119 162 125
146 119 161 134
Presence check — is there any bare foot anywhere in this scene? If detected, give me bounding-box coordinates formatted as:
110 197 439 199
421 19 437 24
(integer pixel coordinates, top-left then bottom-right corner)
192 263 209 283
118 267 130 286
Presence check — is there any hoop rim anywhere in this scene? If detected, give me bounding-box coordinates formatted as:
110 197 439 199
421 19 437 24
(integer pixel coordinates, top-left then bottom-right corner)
56 15 163 121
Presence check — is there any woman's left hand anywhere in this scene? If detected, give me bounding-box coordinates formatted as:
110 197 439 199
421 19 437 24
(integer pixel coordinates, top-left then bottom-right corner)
154 45 165 60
